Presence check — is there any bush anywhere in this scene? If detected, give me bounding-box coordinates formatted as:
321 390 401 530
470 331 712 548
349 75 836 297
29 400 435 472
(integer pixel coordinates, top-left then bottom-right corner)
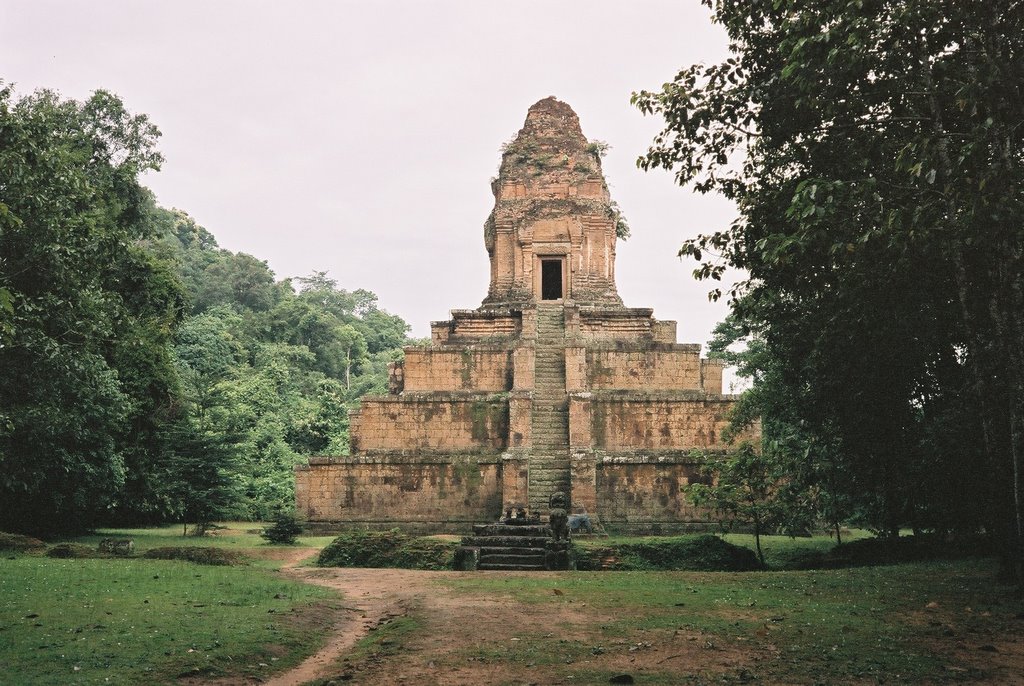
46 543 99 559
575 534 761 572
260 512 304 545
317 529 457 570
0 531 46 553
142 547 247 566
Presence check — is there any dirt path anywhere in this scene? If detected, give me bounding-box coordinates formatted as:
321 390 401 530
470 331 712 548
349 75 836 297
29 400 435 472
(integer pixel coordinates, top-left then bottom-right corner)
262 557 753 686
261 551 456 686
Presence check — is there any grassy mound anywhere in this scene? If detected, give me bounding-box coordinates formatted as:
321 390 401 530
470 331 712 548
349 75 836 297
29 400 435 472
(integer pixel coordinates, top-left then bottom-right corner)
575 534 762 571
823 533 992 568
317 530 457 570
765 545 830 570
45 543 101 559
142 546 247 566
0 531 46 553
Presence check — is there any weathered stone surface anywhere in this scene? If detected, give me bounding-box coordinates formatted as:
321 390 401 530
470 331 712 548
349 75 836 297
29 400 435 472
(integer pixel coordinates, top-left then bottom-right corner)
98 538 134 555
483 97 622 308
295 98 756 535
472 523 549 537
453 546 480 571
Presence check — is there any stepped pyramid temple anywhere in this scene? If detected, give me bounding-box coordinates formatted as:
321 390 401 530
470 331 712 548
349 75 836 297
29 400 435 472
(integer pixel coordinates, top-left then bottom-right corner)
296 97 749 534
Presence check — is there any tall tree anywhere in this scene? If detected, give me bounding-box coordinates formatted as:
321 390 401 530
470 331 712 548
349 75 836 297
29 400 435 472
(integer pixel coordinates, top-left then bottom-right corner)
634 1 1023 579
0 85 181 535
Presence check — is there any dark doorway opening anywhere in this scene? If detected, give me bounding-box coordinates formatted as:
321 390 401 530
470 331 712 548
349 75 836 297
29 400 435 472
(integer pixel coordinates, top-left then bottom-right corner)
541 259 563 300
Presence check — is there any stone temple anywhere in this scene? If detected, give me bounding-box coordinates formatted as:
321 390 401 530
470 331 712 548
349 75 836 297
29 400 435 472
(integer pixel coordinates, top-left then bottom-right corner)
296 97 749 534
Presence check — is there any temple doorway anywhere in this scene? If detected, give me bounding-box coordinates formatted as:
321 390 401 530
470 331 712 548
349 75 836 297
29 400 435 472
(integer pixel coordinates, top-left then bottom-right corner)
541 259 563 300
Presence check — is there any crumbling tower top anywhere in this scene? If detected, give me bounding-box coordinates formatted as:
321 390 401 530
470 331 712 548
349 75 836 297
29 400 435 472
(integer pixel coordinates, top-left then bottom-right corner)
482 97 623 308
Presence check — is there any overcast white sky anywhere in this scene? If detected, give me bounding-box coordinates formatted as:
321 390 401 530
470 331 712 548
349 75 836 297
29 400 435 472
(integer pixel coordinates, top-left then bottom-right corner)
2 1 742 383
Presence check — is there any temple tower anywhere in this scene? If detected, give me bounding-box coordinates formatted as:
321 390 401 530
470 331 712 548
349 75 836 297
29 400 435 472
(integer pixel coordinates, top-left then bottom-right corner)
483 96 622 308
296 98 755 534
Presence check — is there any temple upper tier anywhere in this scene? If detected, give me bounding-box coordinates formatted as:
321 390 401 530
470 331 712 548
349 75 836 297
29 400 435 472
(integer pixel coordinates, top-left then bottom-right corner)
482 96 623 308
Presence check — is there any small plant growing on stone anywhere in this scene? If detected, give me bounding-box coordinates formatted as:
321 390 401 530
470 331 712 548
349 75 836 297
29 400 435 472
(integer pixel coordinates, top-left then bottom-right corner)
608 200 631 240
261 511 304 545
586 139 610 158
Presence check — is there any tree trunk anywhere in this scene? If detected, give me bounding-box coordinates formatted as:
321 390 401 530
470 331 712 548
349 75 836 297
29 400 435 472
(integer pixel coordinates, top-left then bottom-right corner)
753 513 765 568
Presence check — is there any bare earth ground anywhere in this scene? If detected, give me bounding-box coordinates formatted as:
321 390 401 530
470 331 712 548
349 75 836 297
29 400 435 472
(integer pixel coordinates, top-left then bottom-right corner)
260 552 762 686
248 552 1024 686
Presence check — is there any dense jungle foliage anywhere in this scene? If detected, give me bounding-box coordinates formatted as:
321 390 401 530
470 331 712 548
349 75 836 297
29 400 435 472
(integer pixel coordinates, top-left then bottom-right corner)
0 84 411 535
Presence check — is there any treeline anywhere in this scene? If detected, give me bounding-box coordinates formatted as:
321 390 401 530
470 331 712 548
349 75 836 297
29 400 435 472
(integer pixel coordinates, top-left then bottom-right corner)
0 85 411 536
635 2 1023 580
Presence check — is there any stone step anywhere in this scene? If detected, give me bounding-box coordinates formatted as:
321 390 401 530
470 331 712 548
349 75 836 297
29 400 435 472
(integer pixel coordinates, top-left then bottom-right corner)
476 546 546 556
472 523 549 537
478 562 547 571
462 535 551 548
479 553 547 566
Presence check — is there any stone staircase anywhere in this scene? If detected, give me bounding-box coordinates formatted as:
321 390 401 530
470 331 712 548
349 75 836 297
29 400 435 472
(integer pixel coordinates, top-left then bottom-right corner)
530 305 570 512
456 523 572 571
459 523 550 571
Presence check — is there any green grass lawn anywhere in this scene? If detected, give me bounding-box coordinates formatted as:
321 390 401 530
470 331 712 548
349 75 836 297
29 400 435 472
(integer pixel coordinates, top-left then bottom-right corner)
439 559 1023 684
0 523 341 685
66 522 337 552
721 529 873 568
4 525 1021 684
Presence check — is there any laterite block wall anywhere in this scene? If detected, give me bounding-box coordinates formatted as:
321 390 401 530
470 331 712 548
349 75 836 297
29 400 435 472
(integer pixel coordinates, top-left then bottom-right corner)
296 456 503 531
350 396 509 452
401 348 512 392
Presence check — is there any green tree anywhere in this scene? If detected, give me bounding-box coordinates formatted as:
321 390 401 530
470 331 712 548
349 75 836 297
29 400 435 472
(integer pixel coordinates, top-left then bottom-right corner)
164 420 239 536
687 443 810 567
707 314 854 542
634 1 1023 579
0 85 180 535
